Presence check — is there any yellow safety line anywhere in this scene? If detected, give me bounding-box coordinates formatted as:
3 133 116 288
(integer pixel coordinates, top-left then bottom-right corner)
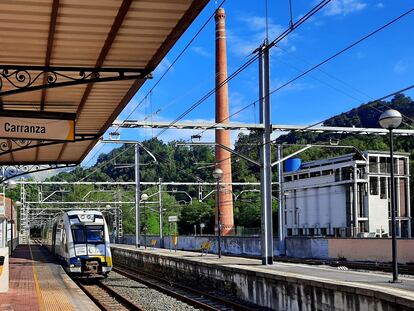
29 243 45 311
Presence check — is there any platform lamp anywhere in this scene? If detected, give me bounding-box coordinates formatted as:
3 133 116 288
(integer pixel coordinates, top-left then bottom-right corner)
379 109 402 283
5 179 17 254
141 193 149 249
213 168 223 259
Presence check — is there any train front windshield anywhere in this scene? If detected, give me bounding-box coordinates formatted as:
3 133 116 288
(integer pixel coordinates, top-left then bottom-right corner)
72 225 104 244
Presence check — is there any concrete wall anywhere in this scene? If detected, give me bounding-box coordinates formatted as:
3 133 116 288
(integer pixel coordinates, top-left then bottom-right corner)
328 238 414 263
286 237 329 259
117 235 280 256
117 235 414 263
112 246 414 311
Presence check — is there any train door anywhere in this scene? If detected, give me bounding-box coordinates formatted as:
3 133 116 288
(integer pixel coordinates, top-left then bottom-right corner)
52 223 57 254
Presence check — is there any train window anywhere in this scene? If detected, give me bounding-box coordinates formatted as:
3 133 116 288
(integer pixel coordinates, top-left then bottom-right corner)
72 227 86 244
86 226 104 243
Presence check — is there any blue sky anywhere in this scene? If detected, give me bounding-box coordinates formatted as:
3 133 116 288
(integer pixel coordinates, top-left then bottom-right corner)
82 0 414 167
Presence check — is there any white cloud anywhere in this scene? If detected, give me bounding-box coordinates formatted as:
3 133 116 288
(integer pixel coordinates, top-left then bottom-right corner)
324 0 367 16
376 2 384 8
192 46 212 58
393 61 407 74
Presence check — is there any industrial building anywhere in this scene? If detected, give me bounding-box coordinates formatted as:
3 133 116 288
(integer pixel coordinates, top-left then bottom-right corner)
283 150 411 238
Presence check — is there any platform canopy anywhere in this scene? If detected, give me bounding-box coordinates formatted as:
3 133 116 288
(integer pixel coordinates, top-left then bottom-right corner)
0 0 208 167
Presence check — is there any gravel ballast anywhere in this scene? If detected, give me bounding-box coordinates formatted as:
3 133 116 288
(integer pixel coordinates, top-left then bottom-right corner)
101 271 200 311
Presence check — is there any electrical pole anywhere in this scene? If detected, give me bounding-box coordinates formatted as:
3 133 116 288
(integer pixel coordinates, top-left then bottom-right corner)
135 144 141 248
259 40 273 265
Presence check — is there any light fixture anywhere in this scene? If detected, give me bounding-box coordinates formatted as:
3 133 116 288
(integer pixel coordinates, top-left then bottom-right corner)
212 168 223 180
4 179 17 189
379 109 402 130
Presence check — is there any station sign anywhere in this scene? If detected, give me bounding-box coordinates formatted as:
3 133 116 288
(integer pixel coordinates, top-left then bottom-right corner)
168 216 178 222
0 110 76 141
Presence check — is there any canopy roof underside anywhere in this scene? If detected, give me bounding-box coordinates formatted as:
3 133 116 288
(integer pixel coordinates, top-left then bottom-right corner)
0 0 207 165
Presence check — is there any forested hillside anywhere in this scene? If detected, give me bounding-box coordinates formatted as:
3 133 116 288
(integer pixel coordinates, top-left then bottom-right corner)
46 93 413 235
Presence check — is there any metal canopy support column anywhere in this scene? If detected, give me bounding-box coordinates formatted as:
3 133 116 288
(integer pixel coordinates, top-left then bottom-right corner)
259 41 273 265
278 145 285 255
135 144 141 248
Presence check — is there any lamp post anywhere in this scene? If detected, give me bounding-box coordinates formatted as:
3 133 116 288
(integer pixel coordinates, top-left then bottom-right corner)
379 109 402 283
141 193 149 249
213 168 223 258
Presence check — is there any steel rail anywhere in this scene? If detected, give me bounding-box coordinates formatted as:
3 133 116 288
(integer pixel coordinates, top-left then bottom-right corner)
113 265 256 311
76 279 144 311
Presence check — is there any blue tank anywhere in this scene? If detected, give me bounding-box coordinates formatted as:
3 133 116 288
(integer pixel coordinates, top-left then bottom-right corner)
284 158 302 172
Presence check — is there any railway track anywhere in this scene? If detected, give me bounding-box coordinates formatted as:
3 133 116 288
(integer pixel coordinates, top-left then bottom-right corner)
76 278 144 311
113 265 257 311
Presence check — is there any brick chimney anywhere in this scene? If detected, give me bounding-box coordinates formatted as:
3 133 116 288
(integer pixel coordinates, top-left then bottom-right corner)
215 8 234 235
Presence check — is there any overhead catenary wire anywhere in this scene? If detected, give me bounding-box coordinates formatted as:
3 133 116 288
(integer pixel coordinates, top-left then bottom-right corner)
163 4 414 147
113 0 228 134
299 84 414 133
84 0 332 173
273 47 414 127
155 0 333 139
79 84 414 183
268 7 414 101
209 83 414 171
82 4 414 180
189 6 414 166
79 1 228 171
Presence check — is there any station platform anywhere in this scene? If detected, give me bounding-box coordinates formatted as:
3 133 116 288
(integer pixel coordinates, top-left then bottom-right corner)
0 244 98 311
112 244 414 310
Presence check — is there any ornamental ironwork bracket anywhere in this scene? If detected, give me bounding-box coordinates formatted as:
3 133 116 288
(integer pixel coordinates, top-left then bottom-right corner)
0 133 100 157
0 65 152 97
0 163 78 183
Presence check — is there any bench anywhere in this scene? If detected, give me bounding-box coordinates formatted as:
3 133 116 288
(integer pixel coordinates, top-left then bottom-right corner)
200 241 212 256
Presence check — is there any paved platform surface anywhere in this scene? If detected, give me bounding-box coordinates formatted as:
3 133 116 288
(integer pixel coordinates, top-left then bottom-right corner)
0 244 98 311
113 244 414 302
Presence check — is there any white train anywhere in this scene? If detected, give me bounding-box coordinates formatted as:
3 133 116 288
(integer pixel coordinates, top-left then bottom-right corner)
43 210 112 276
